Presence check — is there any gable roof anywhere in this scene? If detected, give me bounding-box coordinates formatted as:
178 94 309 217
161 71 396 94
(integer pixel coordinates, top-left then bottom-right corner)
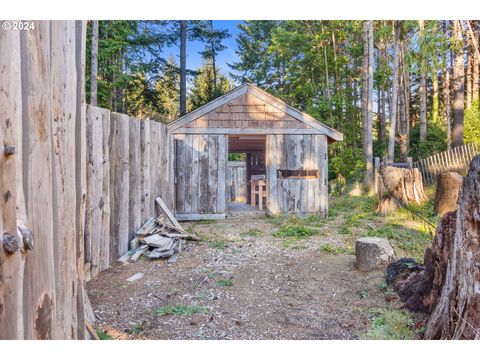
167 83 343 142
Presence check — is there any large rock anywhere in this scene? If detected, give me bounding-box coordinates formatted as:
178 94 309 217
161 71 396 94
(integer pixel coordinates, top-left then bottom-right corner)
433 172 463 216
355 237 396 271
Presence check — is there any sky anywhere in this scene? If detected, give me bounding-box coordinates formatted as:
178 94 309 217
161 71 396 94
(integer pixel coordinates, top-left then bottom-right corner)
162 20 243 84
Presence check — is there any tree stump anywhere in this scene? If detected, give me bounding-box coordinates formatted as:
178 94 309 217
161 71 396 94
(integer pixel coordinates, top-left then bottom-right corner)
388 155 480 339
377 166 427 214
433 172 463 216
355 237 396 271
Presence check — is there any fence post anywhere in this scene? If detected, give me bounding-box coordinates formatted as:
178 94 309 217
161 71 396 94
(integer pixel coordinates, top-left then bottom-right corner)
407 157 413 168
374 157 380 195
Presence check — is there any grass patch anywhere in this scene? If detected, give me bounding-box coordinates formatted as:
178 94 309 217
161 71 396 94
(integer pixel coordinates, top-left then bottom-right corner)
215 279 234 287
282 238 308 249
318 243 352 255
210 239 227 250
130 323 143 334
87 289 106 297
157 304 209 316
96 328 113 340
274 224 318 239
241 228 263 237
363 222 432 262
365 308 415 340
199 219 216 225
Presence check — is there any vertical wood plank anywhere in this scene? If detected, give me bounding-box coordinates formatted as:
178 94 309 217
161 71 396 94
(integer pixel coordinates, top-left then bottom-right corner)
50 21 79 337
0 26 24 340
266 135 278 215
191 134 200 214
318 135 328 216
128 119 141 243
184 135 193 214
217 135 227 214
175 134 186 214
74 20 87 340
207 135 218 213
100 108 111 272
112 112 130 257
199 135 209 214
140 120 151 220
21 21 56 339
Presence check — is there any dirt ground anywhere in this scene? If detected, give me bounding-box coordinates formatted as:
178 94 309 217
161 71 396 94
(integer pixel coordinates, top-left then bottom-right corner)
87 214 403 340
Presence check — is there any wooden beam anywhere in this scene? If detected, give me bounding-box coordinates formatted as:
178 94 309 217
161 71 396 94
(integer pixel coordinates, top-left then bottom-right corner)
172 128 329 135
155 196 184 231
175 213 226 221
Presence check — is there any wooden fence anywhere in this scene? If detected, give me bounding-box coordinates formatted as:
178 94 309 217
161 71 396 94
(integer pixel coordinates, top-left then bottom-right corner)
0 21 88 340
413 143 480 185
84 106 173 280
0 21 174 339
227 161 247 203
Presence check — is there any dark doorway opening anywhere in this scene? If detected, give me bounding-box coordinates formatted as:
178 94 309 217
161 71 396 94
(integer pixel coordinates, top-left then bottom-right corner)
227 135 266 214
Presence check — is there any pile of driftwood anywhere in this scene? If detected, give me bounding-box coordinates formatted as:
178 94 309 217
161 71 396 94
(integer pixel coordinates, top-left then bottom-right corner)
118 197 199 264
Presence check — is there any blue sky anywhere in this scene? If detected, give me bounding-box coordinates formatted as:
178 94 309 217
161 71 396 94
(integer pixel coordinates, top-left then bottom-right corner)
162 20 243 84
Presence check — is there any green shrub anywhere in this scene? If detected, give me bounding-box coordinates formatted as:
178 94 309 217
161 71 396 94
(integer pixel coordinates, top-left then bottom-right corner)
465 99 480 145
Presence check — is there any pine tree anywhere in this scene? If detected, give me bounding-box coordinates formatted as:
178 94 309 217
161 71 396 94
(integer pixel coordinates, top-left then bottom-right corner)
189 62 231 109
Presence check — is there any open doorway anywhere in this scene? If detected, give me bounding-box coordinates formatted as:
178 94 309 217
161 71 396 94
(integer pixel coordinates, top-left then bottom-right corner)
227 135 267 217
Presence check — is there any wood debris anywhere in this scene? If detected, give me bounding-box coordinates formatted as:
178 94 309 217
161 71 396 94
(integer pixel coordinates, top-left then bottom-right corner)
119 208 198 264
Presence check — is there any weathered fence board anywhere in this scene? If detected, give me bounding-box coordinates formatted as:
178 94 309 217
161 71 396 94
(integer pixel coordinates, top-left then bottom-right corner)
0 20 177 339
412 143 480 185
0 20 87 339
227 161 247 203
51 21 80 338
129 119 141 242
83 110 173 271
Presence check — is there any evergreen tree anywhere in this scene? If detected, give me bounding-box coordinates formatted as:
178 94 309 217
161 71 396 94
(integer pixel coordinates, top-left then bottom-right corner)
189 62 232 109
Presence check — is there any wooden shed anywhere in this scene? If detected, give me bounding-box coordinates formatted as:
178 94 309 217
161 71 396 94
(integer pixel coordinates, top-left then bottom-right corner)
168 83 343 220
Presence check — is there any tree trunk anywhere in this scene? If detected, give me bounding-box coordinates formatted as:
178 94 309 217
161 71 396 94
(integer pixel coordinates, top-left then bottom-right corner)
362 21 369 162
434 172 463 216
452 20 465 148
388 21 401 162
376 166 428 214
179 20 187 116
466 32 473 110
442 21 452 150
90 20 99 106
392 156 480 339
432 71 439 125
468 20 480 102
212 42 217 98
398 40 409 162
364 21 374 194
419 20 427 141
424 155 480 339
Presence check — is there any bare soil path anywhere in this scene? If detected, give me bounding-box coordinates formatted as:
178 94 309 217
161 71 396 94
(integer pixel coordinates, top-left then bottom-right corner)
87 215 400 339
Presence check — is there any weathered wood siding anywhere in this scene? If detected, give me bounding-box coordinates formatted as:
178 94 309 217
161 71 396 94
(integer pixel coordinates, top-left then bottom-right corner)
84 106 173 279
266 134 328 216
175 134 227 220
0 20 87 339
227 161 247 203
186 93 309 129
